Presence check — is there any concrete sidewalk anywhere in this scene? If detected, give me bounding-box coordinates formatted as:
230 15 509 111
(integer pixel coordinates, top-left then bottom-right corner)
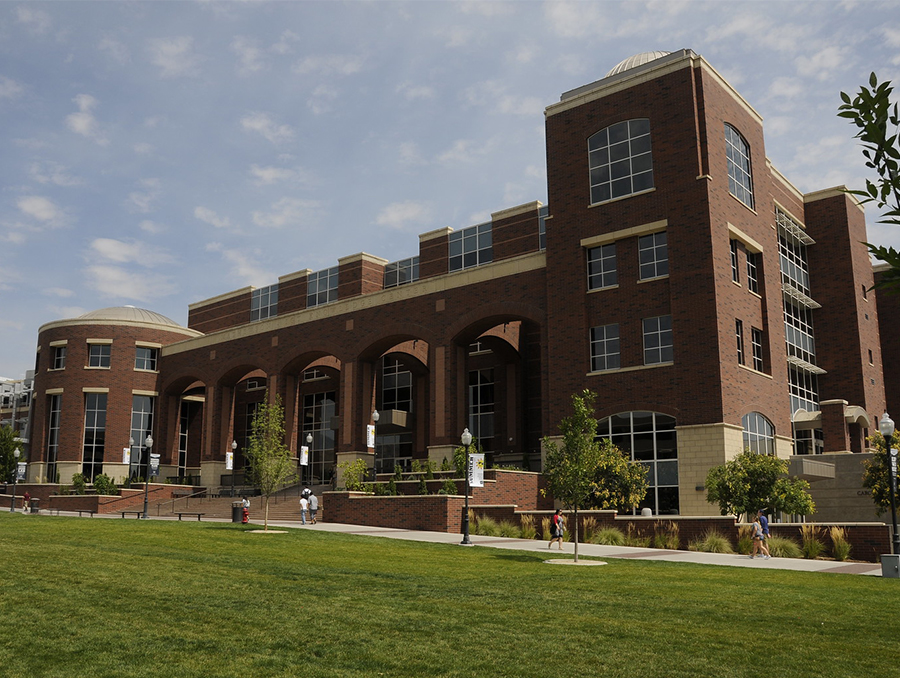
255 519 886 576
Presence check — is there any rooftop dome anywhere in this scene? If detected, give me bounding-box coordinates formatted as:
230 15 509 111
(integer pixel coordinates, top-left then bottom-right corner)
606 51 671 78
77 306 183 327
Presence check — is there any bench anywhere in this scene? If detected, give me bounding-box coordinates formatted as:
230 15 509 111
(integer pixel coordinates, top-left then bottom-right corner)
77 510 96 517
119 511 143 519
176 512 205 521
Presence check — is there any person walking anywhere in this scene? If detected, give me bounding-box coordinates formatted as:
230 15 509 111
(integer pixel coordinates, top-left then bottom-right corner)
757 509 772 558
749 515 770 559
548 509 565 550
241 496 250 524
309 492 318 524
299 495 309 525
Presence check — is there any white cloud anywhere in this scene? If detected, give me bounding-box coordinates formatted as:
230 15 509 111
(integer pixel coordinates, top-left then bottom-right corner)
89 237 175 266
441 26 473 48
206 242 271 287
28 161 82 186
139 220 166 234
65 93 108 145
292 54 365 76
399 141 425 166
98 37 129 64
796 45 852 81
396 82 435 101
308 84 338 115
251 197 318 228
84 265 176 301
16 6 51 34
231 36 265 75
271 30 300 55
464 81 543 116
194 206 232 229
375 201 430 231
148 36 200 78
133 142 154 155
240 112 295 144
42 287 74 298
460 0 513 17
128 178 161 213
767 77 805 101
437 139 492 164
544 1 611 39
507 46 538 64
0 75 24 100
249 164 294 186
17 195 67 228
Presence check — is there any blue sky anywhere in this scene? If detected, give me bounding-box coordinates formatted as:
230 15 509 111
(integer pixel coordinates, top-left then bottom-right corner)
2 0 899 378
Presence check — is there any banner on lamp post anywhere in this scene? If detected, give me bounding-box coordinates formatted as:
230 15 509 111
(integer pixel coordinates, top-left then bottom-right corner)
122 447 131 465
366 424 375 449
150 453 160 477
468 453 485 488
16 462 26 481
300 446 309 466
225 451 233 471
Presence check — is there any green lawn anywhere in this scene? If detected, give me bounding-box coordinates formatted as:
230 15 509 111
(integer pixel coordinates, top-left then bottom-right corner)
1 513 897 678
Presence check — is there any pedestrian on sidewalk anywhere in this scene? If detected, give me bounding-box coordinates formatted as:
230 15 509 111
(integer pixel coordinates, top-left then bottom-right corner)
300 495 309 525
309 493 318 524
549 509 565 549
750 515 770 559
757 509 772 558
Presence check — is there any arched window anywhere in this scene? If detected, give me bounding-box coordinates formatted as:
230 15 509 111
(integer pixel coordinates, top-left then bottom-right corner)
596 411 677 515
588 119 653 204
725 124 754 209
742 412 774 455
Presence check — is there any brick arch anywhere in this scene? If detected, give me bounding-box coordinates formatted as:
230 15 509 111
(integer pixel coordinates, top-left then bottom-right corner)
447 301 544 345
594 403 680 422
278 350 343 378
350 321 439 363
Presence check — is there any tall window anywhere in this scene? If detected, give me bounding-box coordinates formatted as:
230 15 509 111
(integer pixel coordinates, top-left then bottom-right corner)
381 357 413 412
178 404 189 478
730 240 740 283
742 412 774 455
590 324 620 372
52 345 66 370
588 118 653 204
725 123 754 209
789 367 819 414
129 395 155 478
643 315 673 365
587 243 617 290
88 344 111 368
597 411 677 515
384 257 419 288
302 392 336 484
746 252 760 294
449 222 492 272
251 284 278 321
638 232 668 280
539 205 549 250
46 394 61 483
778 210 812 295
784 302 816 363
735 320 745 365
751 328 764 372
468 369 494 447
135 346 158 371
307 267 339 307
82 392 107 480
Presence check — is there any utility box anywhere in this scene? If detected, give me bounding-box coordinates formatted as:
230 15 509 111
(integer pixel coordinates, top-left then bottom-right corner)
881 554 900 578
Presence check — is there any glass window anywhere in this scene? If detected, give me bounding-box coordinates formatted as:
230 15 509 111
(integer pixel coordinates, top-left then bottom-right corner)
777 209 811 294
725 123 754 209
587 243 617 290
52 346 66 370
307 267 339 307
381 356 413 412
538 205 549 251
789 367 819 414
751 328 764 372
638 232 668 280
596 411 678 515
46 393 61 483
449 222 492 272
135 346 158 371
82 392 107 480
129 395 155 479
302 392 337 484
590 324 620 372
784 301 816 363
251 284 278 321
730 240 740 283
742 412 774 455
88 344 111 368
469 369 494 447
736 320 744 365
746 252 759 294
588 118 653 204
643 315 673 365
384 257 419 288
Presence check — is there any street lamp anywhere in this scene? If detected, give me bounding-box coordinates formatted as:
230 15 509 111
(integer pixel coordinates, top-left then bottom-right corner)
879 412 899 554
10 447 21 512
306 432 313 487
231 440 238 498
460 428 472 546
141 435 154 519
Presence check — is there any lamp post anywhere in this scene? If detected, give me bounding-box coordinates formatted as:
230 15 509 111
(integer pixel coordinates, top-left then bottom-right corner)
460 428 472 546
372 410 379 472
10 447 21 512
879 412 899 555
231 440 238 498
306 432 313 487
141 435 153 519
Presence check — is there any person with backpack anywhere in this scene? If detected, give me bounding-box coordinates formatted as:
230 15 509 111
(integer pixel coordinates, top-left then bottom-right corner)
299 494 309 525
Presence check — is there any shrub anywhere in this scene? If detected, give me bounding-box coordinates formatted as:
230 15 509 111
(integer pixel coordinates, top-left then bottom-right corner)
736 524 754 555
829 526 852 561
71 473 87 495
417 476 429 495
541 517 551 541
767 536 802 559
800 524 825 560
498 520 520 538
92 474 119 496
652 521 680 550
440 457 451 472
591 527 625 546
623 524 650 548
393 464 404 481
581 517 598 543
439 478 458 495
520 515 537 540
338 458 368 491
424 460 435 480
475 515 500 537
688 530 734 554
410 459 422 474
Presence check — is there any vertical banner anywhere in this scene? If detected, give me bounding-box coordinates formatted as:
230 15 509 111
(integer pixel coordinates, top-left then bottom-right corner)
150 453 160 478
300 445 309 466
122 447 131 465
468 453 485 488
16 462 27 481
891 448 898 491
366 424 375 449
225 451 233 471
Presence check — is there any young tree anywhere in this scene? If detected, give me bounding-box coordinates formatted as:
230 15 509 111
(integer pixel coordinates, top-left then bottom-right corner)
543 389 647 562
245 393 297 531
705 451 815 521
838 73 900 290
861 431 898 515
0 425 21 482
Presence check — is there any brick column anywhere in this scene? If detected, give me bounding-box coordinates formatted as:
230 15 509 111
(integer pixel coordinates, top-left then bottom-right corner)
821 399 850 453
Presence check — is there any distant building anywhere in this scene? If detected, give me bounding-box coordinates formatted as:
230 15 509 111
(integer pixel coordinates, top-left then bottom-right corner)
24 50 889 518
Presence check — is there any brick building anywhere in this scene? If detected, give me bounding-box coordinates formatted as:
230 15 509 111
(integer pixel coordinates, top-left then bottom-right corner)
24 50 888 517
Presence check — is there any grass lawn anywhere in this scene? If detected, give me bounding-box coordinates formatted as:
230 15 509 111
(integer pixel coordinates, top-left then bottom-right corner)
1 513 897 678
